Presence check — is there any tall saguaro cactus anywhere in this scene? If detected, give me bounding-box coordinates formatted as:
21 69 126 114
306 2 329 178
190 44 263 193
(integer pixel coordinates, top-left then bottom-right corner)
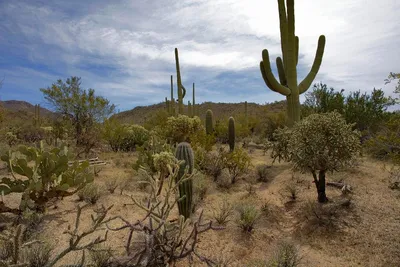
170 75 175 115
205 109 214 135
34 104 41 127
192 83 196 117
175 48 187 115
259 0 326 126
228 117 235 152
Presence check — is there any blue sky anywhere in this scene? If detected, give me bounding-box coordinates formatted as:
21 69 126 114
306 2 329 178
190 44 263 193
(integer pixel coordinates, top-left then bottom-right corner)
0 0 399 112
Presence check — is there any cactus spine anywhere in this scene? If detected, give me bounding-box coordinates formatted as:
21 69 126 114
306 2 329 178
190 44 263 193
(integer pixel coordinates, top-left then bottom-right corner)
175 48 186 115
228 117 235 152
192 83 196 117
259 0 326 126
175 142 194 219
205 109 213 135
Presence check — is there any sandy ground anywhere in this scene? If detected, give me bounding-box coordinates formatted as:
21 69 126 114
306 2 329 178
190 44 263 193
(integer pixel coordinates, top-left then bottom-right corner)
1 148 400 267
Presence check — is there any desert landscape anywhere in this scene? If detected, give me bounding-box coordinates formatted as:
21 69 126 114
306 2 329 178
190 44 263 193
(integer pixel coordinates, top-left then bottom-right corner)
1 0 400 266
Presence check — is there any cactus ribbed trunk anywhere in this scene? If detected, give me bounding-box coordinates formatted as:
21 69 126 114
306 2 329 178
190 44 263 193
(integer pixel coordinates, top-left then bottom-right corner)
175 142 194 219
260 0 325 127
228 117 235 152
192 83 196 117
175 48 186 115
205 109 213 135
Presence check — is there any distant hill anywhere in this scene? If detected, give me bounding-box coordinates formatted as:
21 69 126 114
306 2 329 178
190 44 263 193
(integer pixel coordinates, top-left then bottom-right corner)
113 100 287 125
0 100 55 126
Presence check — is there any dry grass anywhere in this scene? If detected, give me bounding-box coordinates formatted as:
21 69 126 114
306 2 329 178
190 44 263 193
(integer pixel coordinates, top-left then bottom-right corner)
1 148 399 267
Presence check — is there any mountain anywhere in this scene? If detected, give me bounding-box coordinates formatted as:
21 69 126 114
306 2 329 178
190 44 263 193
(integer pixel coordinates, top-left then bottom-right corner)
113 100 287 125
0 100 55 127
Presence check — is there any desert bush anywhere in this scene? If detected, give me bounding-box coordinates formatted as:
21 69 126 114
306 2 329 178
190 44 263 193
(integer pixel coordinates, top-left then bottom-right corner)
0 142 94 213
365 114 400 161
214 119 229 144
164 114 203 144
213 198 234 225
77 183 101 204
194 146 208 171
133 132 172 175
102 118 129 152
14 125 46 144
193 171 209 201
89 245 112 267
260 111 287 141
224 147 251 184
22 243 53 267
284 184 298 201
256 164 271 182
204 147 226 181
268 240 301 267
270 112 361 203
105 180 118 194
237 203 260 233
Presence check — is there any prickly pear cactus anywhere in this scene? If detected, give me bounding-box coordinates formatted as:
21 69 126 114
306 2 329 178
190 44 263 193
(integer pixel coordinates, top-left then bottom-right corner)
0 143 93 212
175 142 194 219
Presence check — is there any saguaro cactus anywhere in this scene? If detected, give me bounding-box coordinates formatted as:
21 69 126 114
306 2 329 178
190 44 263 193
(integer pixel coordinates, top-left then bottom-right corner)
175 48 187 115
259 0 326 126
205 109 214 135
170 75 175 115
192 83 196 117
244 101 248 129
188 101 192 117
34 104 41 127
175 142 194 219
228 117 235 152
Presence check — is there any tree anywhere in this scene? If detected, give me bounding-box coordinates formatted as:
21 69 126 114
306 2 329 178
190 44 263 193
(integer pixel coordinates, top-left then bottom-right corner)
385 72 400 95
344 88 395 134
40 77 115 146
274 112 361 202
302 83 345 117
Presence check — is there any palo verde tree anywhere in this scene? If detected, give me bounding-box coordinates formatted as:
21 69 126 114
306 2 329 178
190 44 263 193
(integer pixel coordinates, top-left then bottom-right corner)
40 77 115 146
274 112 361 202
260 0 326 126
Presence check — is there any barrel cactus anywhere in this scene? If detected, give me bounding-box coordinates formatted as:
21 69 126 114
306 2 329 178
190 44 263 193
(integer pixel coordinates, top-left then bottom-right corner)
175 142 194 219
205 109 214 135
228 117 235 152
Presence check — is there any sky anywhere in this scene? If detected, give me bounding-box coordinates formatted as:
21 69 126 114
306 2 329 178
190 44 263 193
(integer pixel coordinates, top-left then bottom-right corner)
0 0 399 112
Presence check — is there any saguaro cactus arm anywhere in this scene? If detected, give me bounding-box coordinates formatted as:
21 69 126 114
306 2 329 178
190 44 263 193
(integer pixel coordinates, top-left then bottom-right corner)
261 50 291 96
298 35 326 94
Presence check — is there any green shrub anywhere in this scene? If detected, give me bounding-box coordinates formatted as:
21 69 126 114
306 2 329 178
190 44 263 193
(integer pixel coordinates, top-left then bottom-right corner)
256 164 271 182
164 114 203 144
213 198 234 225
237 203 260 233
268 240 301 267
78 183 101 204
224 147 251 184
